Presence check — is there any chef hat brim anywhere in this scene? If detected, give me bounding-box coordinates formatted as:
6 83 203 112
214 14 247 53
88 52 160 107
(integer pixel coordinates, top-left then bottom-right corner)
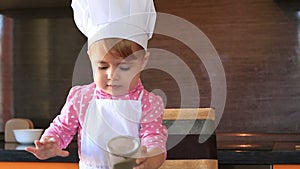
88 21 149 50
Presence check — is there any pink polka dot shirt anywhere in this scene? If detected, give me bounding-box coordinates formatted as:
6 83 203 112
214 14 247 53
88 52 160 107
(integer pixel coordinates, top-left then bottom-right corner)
43 80 168 157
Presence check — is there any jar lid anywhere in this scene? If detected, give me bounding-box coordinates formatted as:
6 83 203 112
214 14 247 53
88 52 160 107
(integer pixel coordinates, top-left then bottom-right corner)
107 136 140 157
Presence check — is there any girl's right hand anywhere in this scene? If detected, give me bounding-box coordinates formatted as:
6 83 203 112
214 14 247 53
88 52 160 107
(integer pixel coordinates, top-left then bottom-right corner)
25 136 70 160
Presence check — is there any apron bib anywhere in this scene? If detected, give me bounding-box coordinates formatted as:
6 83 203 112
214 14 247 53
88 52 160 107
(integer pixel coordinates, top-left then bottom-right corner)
79 90 143 169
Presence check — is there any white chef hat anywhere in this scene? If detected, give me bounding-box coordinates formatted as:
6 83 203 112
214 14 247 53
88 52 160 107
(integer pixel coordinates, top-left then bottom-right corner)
71 0 156 50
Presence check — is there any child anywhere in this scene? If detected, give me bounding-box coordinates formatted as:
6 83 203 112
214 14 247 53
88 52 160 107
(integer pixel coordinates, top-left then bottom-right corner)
25 0 168 169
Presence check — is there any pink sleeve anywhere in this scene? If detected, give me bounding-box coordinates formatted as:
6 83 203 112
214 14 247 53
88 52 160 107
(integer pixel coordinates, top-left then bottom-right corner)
42 86 81 149
139 93 168 154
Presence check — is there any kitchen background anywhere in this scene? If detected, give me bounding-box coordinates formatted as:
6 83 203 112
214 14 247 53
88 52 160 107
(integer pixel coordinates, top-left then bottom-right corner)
0 0 300 135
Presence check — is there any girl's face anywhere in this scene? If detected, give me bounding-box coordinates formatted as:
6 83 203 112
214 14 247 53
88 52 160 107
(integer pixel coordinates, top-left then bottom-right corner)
89 40 149 96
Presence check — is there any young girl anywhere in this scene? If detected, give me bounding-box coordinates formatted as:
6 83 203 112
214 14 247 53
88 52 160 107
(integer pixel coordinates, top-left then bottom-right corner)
26 38 167 169
25 0 167 169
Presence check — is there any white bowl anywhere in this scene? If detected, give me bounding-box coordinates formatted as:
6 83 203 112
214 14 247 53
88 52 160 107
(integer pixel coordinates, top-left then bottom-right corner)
13 129 44 144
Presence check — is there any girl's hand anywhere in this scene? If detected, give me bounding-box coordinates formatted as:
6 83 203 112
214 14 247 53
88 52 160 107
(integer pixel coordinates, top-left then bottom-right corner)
134 146 165 169
134 146 148 169
25 136 69 160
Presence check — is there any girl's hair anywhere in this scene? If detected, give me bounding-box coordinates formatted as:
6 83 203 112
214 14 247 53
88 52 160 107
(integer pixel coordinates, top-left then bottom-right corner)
101 38 146 59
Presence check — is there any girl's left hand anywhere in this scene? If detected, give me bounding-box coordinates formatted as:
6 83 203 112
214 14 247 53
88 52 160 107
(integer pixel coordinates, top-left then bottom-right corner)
134 146 148 169
134 146 165 169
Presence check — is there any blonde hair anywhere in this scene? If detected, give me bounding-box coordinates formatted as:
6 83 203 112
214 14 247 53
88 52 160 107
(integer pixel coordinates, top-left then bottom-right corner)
94 38 146 59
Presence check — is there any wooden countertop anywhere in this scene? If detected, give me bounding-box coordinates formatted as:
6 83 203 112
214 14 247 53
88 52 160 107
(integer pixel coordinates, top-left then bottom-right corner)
159 159 218 169
0 133 300 164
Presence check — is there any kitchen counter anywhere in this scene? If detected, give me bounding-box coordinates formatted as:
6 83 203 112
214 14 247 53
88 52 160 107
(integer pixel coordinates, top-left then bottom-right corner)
217 133 300 165
0 142 79 162
0 133 300 164
0 133 78 162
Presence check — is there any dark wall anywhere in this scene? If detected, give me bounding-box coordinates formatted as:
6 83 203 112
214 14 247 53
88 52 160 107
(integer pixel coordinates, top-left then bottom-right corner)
11 8 86 127
4 0 300 133
151 0 300 134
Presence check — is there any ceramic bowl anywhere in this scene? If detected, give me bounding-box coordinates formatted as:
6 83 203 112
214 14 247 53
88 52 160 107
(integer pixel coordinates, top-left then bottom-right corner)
13 129 44 144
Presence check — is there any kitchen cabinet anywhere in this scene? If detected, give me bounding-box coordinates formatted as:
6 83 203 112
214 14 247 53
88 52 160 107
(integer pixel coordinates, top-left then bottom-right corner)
0 162 78 169
219 165 271 169
273 165 300 169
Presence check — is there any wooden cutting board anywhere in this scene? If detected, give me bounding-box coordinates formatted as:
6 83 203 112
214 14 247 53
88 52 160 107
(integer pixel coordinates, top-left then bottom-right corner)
4 118 34 142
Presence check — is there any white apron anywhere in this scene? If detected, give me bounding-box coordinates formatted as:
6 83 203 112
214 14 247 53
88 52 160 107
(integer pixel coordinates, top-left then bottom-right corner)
79 90 143 169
